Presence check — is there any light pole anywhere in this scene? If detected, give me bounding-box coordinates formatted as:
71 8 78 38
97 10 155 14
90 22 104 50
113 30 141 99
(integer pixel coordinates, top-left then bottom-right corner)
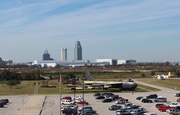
73 73 76 102
82 79 84 115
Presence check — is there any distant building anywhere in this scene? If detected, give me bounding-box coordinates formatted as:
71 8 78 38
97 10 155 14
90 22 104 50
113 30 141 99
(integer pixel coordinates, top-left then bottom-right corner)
118 59 136 64
0 57 5 64
96 59 136 65
74 40 82 60
61 48 67 60
96 59 117 65
2 59 13 65
43 49 53 60
32 60 109 67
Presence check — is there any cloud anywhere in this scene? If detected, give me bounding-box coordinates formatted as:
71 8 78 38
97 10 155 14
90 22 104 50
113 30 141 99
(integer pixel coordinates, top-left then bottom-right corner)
0 0 180 62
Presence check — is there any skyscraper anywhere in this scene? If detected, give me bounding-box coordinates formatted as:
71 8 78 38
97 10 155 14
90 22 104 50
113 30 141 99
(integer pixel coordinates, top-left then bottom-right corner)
74 40 82 60
60 48 67 60
43 49 50 60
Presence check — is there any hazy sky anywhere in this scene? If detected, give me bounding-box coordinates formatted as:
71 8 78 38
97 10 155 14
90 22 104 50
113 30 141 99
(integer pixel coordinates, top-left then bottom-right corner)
1 0 180 63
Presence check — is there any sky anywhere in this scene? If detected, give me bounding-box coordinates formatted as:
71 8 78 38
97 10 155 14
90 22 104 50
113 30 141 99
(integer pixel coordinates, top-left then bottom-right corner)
0 0 180 63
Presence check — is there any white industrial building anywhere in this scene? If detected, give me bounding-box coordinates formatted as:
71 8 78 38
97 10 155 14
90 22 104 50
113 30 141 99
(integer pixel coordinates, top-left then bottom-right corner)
96 59 136 65
118 59 136 64
32 60 110 67
96 59 117 65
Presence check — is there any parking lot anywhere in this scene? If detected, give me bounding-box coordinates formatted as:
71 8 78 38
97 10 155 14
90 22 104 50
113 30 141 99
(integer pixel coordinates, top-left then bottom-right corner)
0 80 179 115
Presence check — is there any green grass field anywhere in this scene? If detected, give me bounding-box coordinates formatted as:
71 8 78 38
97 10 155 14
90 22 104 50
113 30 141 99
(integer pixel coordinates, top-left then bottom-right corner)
0 79 161 95
137 78 180 90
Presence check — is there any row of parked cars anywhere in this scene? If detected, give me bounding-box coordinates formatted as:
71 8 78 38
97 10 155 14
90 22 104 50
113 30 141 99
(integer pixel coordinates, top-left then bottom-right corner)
137 93 180 115
93 92 157 115
60 95 98 115
0 99 9 107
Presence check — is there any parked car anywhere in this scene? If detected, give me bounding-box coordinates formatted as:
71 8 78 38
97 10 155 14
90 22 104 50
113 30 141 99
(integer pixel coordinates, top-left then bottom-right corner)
116 109 131 115
136 96 144 100
146 94 158 99
108 105 122 111
0 99 8 105
79 110 97 115
93 93 101 97
102 98 113 103
62 107 77 115
61 100 75 105
76 101 89 105
61 96 72 100
78 106 93 113
177 98 180 102
154 97 167 102
141 98 153 103
166 108 180 114
143 112 157 115
157 105 169 112
0 102 4 107
115 99 127 104
155 103 165 108
174 93 180 97
95 96 105 100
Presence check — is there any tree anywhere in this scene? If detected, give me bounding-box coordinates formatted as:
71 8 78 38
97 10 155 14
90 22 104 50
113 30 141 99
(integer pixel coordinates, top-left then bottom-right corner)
141 73 145 77
0 69 11 86
5 72 22 88
150 71 155 76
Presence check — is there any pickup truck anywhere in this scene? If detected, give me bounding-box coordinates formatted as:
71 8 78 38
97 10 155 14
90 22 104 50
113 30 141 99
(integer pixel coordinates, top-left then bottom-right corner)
168 102 180 107
61 100 75 105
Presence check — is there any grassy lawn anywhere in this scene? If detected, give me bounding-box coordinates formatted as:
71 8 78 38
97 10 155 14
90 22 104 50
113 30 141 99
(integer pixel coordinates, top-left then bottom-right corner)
0 79 160 95
137 78 180 90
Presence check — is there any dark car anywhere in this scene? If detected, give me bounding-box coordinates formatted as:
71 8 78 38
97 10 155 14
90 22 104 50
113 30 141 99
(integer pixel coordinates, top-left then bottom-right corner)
1 99 9 103
62 108 77 115
0 103 4 107
146 94 158 99
155 103 165 108
174 93 180 97
108 105 122 111
141 98 153 103
93 93 101 97
102 98 113 103
95 96 105 100
0 99 8 105
136 96 144 100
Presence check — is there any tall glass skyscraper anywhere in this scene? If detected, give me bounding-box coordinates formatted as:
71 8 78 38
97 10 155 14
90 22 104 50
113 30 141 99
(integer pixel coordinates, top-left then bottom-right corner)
74 40 82 60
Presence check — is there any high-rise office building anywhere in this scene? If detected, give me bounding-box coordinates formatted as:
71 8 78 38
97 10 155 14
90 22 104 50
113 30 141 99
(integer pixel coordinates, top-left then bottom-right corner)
74 40 82 60
43 49 54 60
60 48 67 60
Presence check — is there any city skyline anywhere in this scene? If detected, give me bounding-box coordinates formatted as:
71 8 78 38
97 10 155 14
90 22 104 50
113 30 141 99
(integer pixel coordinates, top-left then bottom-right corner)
0 0 180 63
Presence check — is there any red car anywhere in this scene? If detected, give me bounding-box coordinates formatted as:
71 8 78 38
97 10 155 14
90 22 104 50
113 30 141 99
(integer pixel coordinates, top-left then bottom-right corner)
177 98 180 102
61 96 72 100
76 101 89 105
158 105 169 112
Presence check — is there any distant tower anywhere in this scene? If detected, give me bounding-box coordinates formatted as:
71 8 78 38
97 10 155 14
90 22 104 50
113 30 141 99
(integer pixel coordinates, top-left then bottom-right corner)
61 48 67 60
74 40 82 60
43 49 50 60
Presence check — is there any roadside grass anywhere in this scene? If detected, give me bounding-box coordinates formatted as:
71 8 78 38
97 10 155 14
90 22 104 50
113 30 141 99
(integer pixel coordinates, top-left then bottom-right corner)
0 79 160 95
137 78 180 90
136 84 161 92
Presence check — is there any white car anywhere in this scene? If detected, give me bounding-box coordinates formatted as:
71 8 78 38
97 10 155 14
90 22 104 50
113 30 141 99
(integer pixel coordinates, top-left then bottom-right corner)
73 95 83 100
61 100 75 105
